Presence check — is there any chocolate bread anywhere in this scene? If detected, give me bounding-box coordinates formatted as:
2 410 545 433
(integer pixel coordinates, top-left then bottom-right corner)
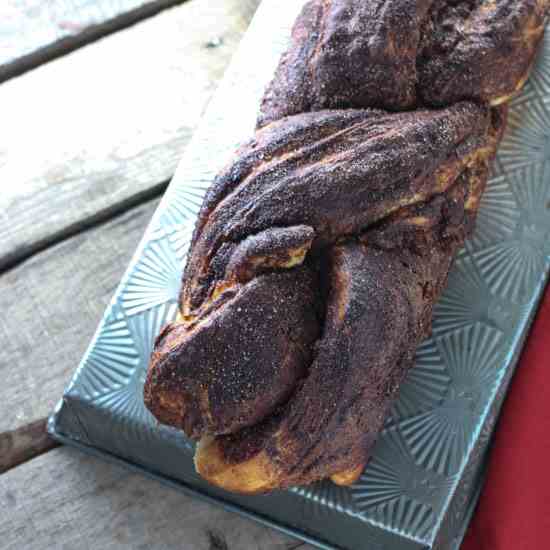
145 0 546 493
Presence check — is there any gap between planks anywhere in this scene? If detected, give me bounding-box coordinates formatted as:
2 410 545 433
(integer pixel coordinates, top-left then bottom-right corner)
0 447 312 550
0 0 187 84
0 418 59 474
1 4 310 545
0 196 161 472
0 198 161 436
0 179 168 275
0 0 261 277
0 0 261 445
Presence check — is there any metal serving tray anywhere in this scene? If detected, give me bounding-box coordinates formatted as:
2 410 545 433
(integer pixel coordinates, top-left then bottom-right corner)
49 2 550 548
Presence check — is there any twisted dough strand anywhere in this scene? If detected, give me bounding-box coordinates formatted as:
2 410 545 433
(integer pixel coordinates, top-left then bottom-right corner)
145 0 546 493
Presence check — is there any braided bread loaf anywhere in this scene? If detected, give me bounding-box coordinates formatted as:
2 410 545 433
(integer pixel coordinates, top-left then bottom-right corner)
144 0 547 493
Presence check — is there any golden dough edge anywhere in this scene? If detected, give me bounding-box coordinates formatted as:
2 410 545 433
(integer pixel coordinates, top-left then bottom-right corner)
194 436 283 495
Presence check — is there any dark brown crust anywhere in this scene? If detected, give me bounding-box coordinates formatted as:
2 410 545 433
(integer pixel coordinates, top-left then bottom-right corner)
258 0 546 126
144 267 319 438
182 103 490 311
202 107 506 488
214 237 456 487
145 102 500 463
257 0 430 126
418 0 546 106
143 0 543 492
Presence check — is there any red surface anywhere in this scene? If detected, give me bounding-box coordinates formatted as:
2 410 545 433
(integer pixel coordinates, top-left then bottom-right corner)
462 285 550 550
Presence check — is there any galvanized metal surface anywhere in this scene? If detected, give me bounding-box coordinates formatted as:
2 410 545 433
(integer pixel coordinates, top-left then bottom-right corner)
49 2 550 549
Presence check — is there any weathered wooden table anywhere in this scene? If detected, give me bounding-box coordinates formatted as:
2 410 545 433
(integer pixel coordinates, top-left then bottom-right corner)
0 2 312 548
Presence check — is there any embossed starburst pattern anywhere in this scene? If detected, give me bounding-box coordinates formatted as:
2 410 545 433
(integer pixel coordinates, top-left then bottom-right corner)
75 305 139 401
391 340 450 422
160 173 211 229
432 253 532 339
353 428 455 542
467 174 520 250
127 302 178 368
401 325 505 476
469 163 550 302
497 99 550 173
165 183 210 225
292 479 355 519
167 222 195 263
524 30 550 103
51 6 550 550
121 236 182 316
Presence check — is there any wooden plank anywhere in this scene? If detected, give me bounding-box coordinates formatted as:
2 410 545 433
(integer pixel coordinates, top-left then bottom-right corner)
0 0 185 83
0 199 159 434
0 0 261 272
0 418 59 474
0 447 310 550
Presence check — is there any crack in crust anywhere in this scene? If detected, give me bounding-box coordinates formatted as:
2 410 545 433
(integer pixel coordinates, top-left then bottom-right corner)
144 0 545 493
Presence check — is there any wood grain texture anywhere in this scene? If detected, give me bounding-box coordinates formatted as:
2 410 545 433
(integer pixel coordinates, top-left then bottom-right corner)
1 3 307 547
0 0 261 272
0 418 59 474
0 199 159 434
0 0 185 83
0 447 309 550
